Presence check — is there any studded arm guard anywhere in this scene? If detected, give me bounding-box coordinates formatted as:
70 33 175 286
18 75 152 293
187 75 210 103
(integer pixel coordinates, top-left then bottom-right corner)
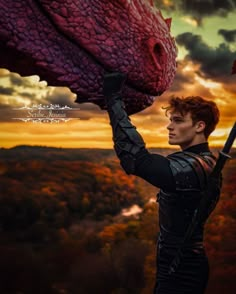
103 73 146 174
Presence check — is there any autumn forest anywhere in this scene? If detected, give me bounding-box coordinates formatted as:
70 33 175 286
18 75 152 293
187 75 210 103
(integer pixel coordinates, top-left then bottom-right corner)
0 146 235 294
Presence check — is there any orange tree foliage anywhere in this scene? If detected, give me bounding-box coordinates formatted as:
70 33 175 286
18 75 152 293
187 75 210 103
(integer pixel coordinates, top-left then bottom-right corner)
0 151 145 231
0 147 235 293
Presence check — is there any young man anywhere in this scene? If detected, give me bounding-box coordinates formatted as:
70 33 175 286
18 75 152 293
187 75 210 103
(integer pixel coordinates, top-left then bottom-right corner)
103 73 221 294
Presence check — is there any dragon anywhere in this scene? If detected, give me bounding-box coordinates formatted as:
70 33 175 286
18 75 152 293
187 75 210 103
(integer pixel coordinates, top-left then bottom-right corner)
0 0 177 114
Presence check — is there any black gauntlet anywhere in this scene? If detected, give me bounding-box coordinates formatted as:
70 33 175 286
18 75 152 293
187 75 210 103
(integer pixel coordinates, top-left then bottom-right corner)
103 72 145 174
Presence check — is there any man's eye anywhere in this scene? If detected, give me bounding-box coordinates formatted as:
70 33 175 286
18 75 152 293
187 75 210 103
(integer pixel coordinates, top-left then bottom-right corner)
174 119 183 122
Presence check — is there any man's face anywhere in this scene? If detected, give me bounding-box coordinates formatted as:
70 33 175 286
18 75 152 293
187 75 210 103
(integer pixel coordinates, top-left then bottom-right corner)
167 111 200 149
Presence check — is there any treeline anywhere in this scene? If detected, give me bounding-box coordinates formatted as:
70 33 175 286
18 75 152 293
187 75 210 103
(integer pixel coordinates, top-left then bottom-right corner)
0 146 235 293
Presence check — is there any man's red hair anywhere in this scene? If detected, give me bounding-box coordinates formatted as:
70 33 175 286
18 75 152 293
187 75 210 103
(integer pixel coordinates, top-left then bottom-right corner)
164 96 220 138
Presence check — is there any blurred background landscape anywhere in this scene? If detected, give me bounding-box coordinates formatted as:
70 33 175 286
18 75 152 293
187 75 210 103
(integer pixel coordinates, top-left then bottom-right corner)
0 146 235 294
0 1 235 293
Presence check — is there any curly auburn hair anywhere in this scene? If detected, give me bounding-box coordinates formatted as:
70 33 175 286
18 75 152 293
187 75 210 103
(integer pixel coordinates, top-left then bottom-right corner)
164 96 220 139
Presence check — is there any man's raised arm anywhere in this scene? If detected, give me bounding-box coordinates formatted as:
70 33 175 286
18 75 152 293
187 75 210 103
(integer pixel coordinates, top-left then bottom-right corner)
103 72 145 175
103 72 175 191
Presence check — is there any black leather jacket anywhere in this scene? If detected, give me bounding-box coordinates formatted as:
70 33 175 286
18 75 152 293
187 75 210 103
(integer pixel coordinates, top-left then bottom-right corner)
157 151 217 248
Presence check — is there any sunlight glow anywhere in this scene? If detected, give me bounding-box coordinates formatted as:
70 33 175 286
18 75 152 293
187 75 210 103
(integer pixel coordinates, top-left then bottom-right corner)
163 0 173 7
181 17 198 27
195 76 222 90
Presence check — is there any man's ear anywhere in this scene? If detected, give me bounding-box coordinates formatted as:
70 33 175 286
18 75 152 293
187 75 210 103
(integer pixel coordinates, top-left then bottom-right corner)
195 121 206 133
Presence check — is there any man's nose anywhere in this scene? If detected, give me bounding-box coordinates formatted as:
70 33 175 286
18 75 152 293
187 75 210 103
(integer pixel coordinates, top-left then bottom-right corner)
167 122 173 130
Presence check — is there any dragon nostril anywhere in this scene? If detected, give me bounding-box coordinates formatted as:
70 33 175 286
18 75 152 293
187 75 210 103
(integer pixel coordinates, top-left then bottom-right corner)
152 43 167 72
149 43 163 71
153 43 163 63
154 43 162 55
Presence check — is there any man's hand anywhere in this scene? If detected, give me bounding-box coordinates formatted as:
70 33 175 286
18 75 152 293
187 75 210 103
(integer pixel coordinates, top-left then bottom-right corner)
103 72 127 98
102 71 145 175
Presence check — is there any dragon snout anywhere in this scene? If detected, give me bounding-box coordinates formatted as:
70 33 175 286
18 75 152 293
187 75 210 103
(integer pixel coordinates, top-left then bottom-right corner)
146 37 176 92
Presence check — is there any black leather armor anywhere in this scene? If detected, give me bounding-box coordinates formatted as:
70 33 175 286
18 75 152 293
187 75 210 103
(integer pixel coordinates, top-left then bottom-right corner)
154 152 221 293
157 151 218 248
103 72 146 174
103 73 222 293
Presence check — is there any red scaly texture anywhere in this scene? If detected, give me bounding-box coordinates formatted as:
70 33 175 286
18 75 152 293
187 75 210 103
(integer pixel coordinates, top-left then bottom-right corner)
0 0 177 114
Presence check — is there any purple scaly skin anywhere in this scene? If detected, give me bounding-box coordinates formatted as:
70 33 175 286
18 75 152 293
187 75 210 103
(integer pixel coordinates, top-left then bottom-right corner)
0 0 177 115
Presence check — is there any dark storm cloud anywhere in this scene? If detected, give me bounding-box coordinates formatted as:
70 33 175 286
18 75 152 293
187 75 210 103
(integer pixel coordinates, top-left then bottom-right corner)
154 0 236 24
168 63 195 91
20 92 37 98
46 88 77 108
0 86 14 96
0 71 48 107
176 32 236 80
218 29 236 43
0 69 102 120
0 70 37 89
45 87 103 120
10 74 30 87
9 72 41 89
179 0 236 17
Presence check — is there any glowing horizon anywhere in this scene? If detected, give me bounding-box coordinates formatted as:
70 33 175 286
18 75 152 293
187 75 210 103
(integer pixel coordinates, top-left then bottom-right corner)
0 7 235 149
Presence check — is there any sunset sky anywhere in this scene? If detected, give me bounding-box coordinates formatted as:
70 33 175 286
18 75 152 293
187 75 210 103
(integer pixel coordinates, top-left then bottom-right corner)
0 0 235 149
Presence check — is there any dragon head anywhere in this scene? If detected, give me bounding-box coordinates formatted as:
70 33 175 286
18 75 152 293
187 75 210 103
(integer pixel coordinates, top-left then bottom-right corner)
0 0 177 114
